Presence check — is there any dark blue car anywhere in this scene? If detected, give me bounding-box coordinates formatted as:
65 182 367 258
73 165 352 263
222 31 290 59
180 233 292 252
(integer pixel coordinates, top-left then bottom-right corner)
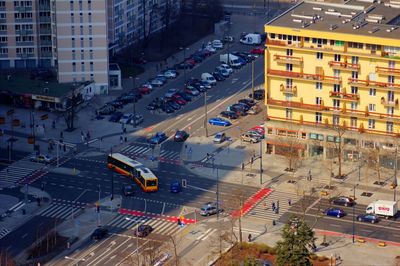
170 181 182 193
148 132 167 144
357 214 379 223
324 208 346 218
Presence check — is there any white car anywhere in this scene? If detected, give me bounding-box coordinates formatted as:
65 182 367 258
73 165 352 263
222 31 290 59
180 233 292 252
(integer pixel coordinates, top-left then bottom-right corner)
205 45 216 53
119 113 133 124
165 88 178 98
212 40 223 49
213 132 226 143
219 64 233 74
163 70 177 79
141 83 153 89
30 154 53 164
128 114 144 125
150 79 164 87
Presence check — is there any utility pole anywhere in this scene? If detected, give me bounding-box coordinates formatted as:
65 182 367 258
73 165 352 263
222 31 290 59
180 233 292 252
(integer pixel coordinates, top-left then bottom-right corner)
97 184 101 227
204 90 208 137
129 76 139 127
394 147 398 201
259 139 263 185
251 60 255 101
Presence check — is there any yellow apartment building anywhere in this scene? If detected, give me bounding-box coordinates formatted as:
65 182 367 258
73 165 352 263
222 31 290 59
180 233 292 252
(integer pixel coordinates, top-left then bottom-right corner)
264 0 400 161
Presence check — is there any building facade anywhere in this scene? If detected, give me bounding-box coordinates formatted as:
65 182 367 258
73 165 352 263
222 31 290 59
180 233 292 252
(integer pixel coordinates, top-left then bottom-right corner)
264 0 400 160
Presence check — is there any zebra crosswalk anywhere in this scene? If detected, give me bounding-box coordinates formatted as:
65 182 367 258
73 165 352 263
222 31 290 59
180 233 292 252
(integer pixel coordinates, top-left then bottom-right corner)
106 214 181 236
0 228 10 240
0 155 44 186
121 145 181 160
244 190 301 222
37 202 86 220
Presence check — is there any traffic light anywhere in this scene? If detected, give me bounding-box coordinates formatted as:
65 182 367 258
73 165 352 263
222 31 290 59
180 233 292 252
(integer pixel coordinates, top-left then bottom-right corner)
96 202 100 213
182 179 187 188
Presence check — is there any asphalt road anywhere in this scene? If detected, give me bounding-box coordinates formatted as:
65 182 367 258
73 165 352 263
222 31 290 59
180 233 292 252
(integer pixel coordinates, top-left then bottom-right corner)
281 196 400 243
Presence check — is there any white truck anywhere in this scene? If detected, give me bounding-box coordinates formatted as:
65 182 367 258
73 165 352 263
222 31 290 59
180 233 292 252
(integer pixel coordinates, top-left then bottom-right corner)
366 200 398 218
240 33 262 45
219 54 241 68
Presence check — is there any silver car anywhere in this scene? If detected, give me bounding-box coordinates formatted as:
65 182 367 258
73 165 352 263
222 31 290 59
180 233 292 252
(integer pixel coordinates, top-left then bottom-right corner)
200 202 223 216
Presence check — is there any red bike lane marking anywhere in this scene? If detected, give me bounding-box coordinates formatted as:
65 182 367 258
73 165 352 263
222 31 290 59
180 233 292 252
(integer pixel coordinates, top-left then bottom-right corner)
118 208 197 224
231 188 272 218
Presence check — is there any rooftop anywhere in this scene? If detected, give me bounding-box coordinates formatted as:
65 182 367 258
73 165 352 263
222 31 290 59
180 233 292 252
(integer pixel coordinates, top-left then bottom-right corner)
267 0 400 40
0 73 77 98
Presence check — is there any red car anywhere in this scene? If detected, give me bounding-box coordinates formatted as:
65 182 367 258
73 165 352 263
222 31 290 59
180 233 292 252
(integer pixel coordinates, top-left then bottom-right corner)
250 125 265 135
137 86 151 95
250 47 265 55
172 95 187 105
185 58 196 66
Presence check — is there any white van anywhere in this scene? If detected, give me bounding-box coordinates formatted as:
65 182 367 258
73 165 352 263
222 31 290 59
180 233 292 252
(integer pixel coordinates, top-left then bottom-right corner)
219 54 241 68
240 33 262 45
201 73 217 85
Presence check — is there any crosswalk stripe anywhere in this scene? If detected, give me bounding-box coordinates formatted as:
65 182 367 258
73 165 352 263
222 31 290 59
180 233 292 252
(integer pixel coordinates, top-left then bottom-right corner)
149 220 166 232
116 218 136 228
163 224 179 235
45 205 70 217
108 216 125 226
39 204 60 216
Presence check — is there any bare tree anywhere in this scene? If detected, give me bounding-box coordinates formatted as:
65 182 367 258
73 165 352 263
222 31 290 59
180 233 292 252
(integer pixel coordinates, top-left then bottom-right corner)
329 123 347 178
0 249 16 266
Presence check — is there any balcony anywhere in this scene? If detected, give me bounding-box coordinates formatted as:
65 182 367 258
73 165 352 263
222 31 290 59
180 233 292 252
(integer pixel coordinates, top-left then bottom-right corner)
381 97 399 107
273 54 303 66
328 61 360 71
376 66 400 76
348 78 400 89
266 39 302 48
329 91 360 101
280 84 297 95
267 69 342 84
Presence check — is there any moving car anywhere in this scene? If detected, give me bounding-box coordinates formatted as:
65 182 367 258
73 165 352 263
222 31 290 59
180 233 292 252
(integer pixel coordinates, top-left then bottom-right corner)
174 130 189 142
30 154 53 164
324 208 346 218
91 227 108 240
332 196 355 207
170 181 182 193
122 185 135 197
357 214 379 223
219 111 238 120
148 132 167 144
208 117 232 127
213 132 226 143
134 225 153 237
219 64 233 74
119 113 133 124
200 202 223 216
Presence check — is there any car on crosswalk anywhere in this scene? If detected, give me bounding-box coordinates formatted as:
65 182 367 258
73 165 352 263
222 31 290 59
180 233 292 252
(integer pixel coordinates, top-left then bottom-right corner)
148 132 167 144
122 185 135 197
91 227 108 240
30 154 53 164
135 224 153 237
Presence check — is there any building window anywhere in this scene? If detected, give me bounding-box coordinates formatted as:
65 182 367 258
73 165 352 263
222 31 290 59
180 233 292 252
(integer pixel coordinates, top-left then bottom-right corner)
286 49 293 56
286 64 293 71
333 69 340 77
334 54 341 62
286 79 292 87
388 91 395 102
333 84 340 92
333 99 340 109
387 122 394 133
368 119 375 129
315 112 322 123
387 107 394 116
316 52 323 60
388 75 395 84
351 86 358 94
316 82 322 90
350 117 357 128
351 71 358 79
285 108 292 119
368 104 376 112
72 62 76 72
352 56 359 64
389 61 395 68
333 115 340 125
369 88 376 96
350 102 358 110
316 97 322 105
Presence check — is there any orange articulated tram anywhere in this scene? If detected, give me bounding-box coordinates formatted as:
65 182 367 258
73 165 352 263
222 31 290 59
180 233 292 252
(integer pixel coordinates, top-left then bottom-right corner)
107 153 158 192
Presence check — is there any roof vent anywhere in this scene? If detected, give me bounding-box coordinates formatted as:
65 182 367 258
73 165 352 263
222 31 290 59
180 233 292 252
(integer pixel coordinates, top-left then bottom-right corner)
368 27 380 33
365 18 380 23
368 14 384 20
313 7 323 11
293 19 303 23
352 21 368 29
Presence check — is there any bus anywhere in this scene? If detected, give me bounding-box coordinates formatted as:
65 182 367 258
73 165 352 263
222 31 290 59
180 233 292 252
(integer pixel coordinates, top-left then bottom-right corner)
107 153 158 192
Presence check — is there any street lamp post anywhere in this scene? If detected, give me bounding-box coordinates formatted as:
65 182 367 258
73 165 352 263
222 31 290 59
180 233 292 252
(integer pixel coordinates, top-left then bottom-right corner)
129 76 139 127
259 139 263 185
251 60 255 101
204 90 208 137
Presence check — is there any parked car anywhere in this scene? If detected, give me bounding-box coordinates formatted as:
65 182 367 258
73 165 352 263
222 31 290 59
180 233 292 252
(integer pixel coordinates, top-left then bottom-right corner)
185 86 200 96
176 62 194 69
200 202 223 216
166 100 181 110
170 181 182 193
30 154 53 164
177 91 193 101
201 73 217 85
122 185 135 197
241 133 260 143
219 111 238 120
174 130 189 142
98 105 115 115
137 86 152 95
227 105 246 116
155 74 168 83
148 132 167 144
324 208 346 218
134 225 153 237
212 72 225 81
238 98 256 107
109 112 123 122
119 113 133 124
234 103 250 112
165 88 178 98
128 114 144 126
249 89 265 100
107 100 124 109
163 70 177 79
248 105 261 115
161 104 174 113
208 117 232 127
212 39 224 49
147 101 159 110
213 132 226 143
250 47 265 55
91 227 108 240
205 45 216 53
219 64 233 74
247 130 264 139
332 196 355 207
250 125 265 135
357 214 379 223
150 78 164 87
172 94 187 105
215 67 230 78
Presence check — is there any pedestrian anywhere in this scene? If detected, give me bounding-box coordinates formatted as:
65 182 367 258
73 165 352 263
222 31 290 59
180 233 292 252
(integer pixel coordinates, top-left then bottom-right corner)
124 136 127 142
308 169 312 181
123 127 127 134
248 234 252 242
272 202 275 212
60 131 63 139
120 136 123 144
288 198 292 206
